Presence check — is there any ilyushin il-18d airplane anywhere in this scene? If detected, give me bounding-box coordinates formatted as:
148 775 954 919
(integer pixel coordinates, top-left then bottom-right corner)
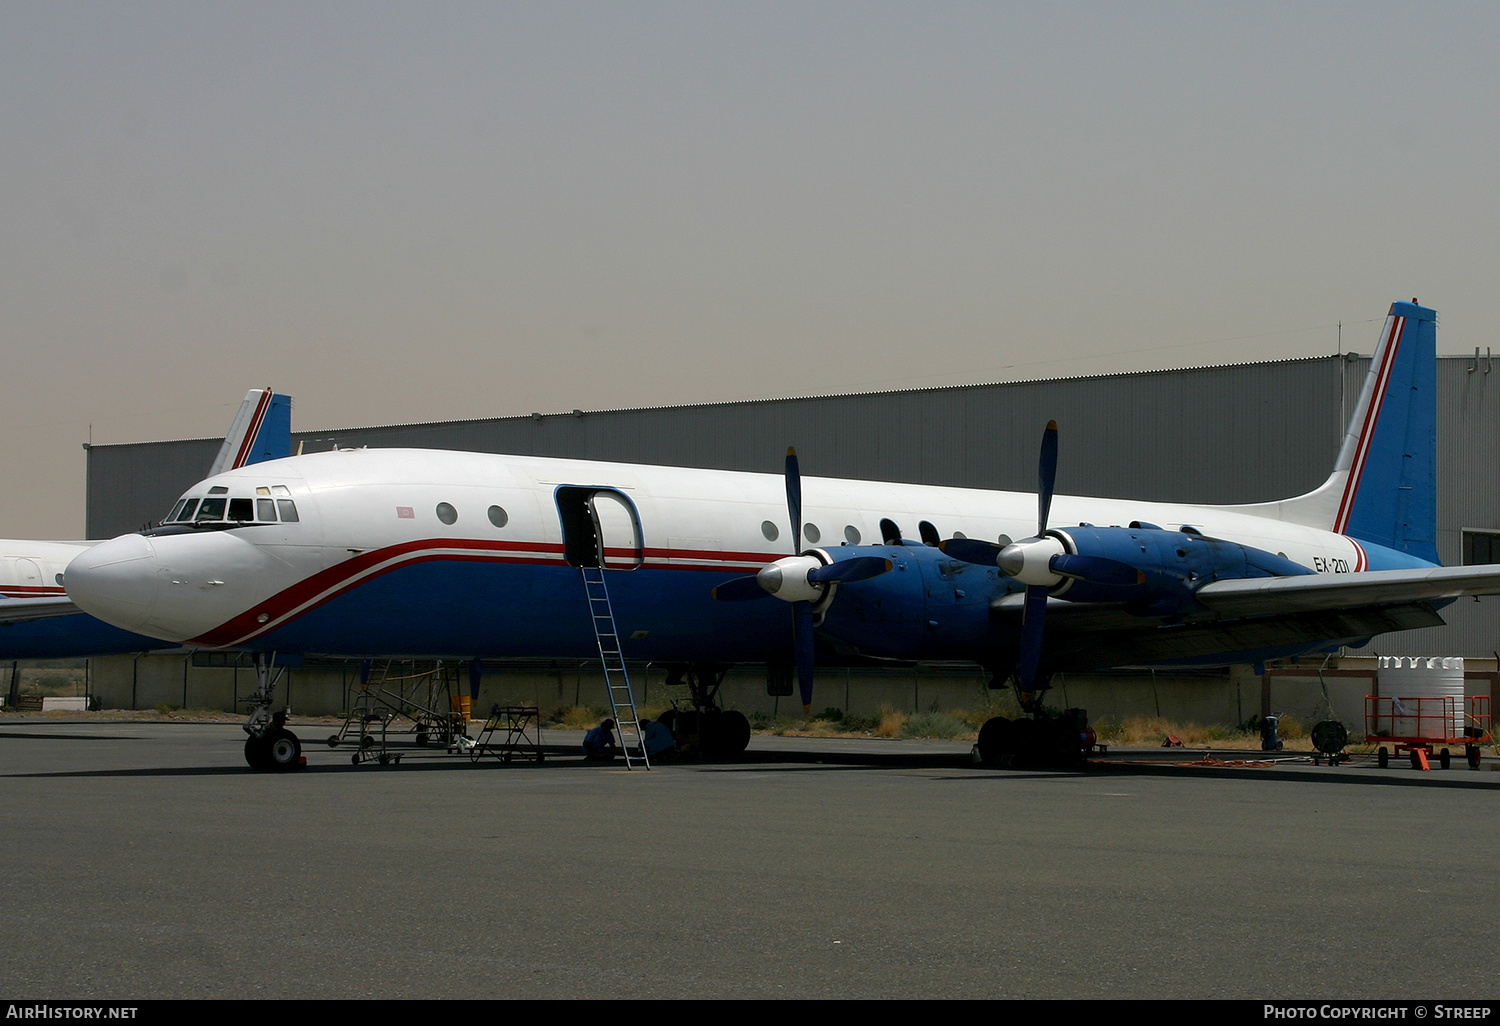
0 388 292 659
62 300 1500 770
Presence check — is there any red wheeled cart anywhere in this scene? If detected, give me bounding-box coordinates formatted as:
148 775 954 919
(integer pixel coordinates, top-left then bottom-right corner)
1364 695 1491 770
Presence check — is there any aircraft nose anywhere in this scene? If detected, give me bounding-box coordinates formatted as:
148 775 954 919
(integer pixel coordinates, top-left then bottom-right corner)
65 534 164 635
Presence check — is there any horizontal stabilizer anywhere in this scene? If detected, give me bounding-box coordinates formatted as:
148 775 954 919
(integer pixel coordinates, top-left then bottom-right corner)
1194 564 1500 616
0 596 79 624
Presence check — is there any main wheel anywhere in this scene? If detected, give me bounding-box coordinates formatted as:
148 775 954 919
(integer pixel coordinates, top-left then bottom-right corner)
717 710 751 756
265 727 303 772
975 717 1014 767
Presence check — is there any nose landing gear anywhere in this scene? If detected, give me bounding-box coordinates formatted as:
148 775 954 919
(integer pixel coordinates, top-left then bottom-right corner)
242 654 304 772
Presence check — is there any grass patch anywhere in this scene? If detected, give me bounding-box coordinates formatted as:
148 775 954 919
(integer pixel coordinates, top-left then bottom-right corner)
899 711 969 740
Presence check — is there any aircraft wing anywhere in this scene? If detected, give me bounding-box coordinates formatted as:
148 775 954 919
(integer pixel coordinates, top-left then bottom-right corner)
0 596 81 624
987 564 1500 670
1193 564 1500 616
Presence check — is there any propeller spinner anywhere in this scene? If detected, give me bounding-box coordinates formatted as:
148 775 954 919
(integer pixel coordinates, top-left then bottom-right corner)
711 447 891 713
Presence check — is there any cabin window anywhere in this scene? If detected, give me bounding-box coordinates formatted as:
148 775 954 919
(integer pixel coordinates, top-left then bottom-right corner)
488 505 508 528
761 521 779 542
277 500 299 522
843 525 861 544
804 523 821 544
257 498 277 521
436 502 458 525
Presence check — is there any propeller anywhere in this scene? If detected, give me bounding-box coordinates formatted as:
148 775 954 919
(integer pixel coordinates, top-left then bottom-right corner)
1015 421 1059 706
711 447 891 713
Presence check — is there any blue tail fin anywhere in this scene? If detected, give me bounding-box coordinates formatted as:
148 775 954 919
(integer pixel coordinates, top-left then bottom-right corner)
1333 301 1438 563
208 388 293 476
1238 300 1438 565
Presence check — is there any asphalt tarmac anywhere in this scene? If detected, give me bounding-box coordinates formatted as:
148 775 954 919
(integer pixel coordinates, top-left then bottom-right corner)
2 720 1498 1000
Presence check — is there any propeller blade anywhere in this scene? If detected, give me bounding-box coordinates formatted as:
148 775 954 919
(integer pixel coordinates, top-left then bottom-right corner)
939 538 1002 565
712 576 773 601
807 556 893 584
1017 584 1049 699
793 600 816 712
785 447 803 556
1049 553 1145 586
1037 420 1058 536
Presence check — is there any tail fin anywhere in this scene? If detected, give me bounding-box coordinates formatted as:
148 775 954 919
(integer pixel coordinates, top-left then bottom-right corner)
1241 300 1438 563
207 388 294 476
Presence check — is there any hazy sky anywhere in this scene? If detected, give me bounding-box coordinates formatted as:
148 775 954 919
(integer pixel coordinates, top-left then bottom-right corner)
4 2 1497 537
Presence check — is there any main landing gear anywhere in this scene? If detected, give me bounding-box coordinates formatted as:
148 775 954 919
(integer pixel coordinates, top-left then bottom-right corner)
242 654 304 772
972 673 1095 768
658 663 752 759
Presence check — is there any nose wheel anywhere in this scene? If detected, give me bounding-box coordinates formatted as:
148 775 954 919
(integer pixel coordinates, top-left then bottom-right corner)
244 726 303 771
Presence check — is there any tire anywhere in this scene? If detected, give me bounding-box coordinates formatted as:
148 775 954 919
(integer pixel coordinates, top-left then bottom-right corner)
1440 748 1451 770
718 710 751 756
244 734 272 771
1378 747 1389 769
976 717 1013 766
1468 745 1482 769
266 728 302 772
697 711 722 759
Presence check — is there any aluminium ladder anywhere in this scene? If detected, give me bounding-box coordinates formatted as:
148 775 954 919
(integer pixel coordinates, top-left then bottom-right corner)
581 565 649 769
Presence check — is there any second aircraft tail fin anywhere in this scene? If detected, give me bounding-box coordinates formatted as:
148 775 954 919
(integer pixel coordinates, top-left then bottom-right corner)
207 388 294 477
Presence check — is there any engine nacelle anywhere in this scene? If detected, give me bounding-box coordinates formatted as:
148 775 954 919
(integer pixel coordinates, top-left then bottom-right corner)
1046 524 1314 613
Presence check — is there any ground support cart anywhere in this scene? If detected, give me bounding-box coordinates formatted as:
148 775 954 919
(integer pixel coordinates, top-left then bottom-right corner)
471 705 543 764
1364 694 1491 770
328 661 470 766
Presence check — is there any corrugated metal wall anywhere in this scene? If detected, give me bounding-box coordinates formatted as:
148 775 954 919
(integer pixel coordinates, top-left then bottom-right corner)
83 354 1500 656
87 356 1348 533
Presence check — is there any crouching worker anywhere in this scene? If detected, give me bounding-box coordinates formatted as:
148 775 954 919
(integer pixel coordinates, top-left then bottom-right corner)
582 718 619 761
640 717 676 762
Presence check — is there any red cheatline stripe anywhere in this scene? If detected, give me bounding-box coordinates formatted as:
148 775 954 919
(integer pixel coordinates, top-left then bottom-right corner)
1334 316 1405 533
231 389 275 469
1 586 67 597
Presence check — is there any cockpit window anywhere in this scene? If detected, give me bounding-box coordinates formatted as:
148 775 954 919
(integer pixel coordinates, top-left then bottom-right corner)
196 498 227 521
257 498 277 521
277 499 300 522
228 498 254 522
165 499 186 524
175 499 200 522
208 486 229 495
